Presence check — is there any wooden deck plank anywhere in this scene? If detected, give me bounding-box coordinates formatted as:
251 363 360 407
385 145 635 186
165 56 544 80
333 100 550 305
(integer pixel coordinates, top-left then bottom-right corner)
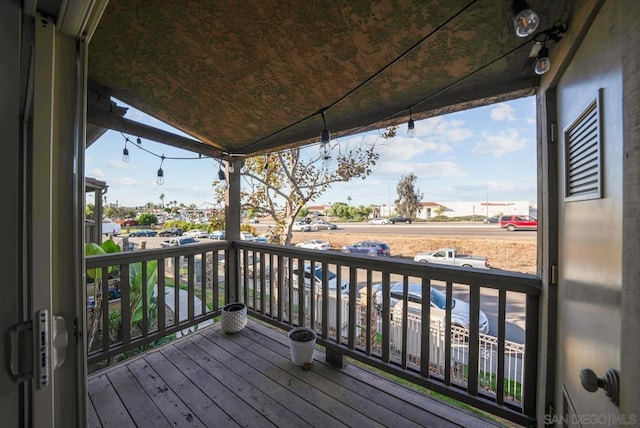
106 365 171 427
141 351 240 427
88 320 507 428
200 328 387 428
169 337 310 427
190 331 348 428
212 326 436 428
159 343 286 427
86 392 102 428
126 358 207 427
244 321 502 428
87 374 135 427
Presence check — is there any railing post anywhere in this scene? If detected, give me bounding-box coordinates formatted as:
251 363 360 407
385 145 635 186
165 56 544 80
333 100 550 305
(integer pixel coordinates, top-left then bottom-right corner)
225 159 242 303
524 293 539 418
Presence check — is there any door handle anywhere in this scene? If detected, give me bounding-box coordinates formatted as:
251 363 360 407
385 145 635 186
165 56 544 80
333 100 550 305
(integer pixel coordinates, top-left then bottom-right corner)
580 368 620 407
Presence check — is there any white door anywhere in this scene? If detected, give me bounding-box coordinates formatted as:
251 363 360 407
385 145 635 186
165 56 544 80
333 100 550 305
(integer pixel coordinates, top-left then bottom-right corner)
556 2 623 423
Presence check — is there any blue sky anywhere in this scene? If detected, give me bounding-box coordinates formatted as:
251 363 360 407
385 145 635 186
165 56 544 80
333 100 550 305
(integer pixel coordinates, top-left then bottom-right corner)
86 96 537 208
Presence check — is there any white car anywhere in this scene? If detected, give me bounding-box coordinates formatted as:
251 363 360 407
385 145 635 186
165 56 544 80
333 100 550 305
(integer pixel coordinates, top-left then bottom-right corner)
373 282 489 334
295 239 330 250
292 221 312 232
183 229 208 238
368 218 390 225
240 232 255 241
290 265 348 292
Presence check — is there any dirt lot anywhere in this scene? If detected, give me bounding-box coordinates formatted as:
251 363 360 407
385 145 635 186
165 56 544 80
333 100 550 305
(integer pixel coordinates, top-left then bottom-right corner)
294 232 537 275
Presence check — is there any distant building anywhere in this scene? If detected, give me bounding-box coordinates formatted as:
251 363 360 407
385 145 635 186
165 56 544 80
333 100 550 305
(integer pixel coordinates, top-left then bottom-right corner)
415 201 534 219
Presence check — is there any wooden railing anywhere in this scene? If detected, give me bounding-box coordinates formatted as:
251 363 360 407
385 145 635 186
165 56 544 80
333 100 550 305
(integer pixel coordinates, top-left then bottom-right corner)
85 240 541 426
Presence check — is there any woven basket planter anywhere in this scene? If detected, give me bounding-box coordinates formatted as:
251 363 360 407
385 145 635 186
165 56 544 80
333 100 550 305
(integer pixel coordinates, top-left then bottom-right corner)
220 302 247 334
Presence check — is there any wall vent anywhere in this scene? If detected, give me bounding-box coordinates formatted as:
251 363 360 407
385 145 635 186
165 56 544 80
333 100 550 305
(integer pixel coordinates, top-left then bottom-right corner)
564 90 603 201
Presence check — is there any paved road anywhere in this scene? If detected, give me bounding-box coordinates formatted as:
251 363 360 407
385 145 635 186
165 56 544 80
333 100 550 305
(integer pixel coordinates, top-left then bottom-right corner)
255 221 537 241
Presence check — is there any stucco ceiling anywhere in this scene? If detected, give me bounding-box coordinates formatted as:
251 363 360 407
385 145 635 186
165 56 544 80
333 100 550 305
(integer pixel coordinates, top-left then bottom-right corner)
87 0 569 157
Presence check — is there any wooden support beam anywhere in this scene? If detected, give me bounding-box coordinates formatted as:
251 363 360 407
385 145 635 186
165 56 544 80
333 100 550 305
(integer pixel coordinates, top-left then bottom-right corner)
87 108 224 158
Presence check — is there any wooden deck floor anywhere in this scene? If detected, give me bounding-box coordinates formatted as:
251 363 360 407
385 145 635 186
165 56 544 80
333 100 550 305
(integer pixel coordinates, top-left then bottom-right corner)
88 320 504 427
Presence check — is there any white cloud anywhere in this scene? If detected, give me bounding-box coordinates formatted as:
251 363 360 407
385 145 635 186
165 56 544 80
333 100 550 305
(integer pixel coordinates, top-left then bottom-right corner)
490 103 517 121
526 117 535 125
114 177 137 186
107 158 127 170
88 168 104 178
471 129 528 156
415 117 473 142
378 160 467 179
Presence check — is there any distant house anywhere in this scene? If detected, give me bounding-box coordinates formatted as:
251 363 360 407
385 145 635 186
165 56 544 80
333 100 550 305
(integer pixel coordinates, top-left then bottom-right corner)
307 205 330 216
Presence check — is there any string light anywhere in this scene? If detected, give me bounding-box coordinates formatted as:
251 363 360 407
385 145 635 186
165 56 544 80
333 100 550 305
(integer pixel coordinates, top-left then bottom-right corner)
407 108 416 138
534 44 550 75
119 132 212 185
319 111 331 160
122 139 130 162
217 157 226 181
156 155 165 185
512 0 539 37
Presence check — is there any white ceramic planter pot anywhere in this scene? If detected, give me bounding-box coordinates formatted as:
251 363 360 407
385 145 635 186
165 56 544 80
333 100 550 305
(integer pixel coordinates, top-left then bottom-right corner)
220 302 247 333
287 327 317 366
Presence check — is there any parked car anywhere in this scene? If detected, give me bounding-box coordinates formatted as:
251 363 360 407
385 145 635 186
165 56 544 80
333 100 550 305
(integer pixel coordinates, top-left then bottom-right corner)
183 229 209 238
158 227 183 237
368 218 390 225
341 240 391 257
119 219 138 226
373 282 490 334
310 220 337 230
389 216 412 224
128 229 157 237
290 265 349 292
295 239 330 250
240 231 255 241
209 230 226 240
253 234 269 243
499 215 538 231
483 215 500 224
292 221 312 232
160 237 199 247
247 218 259 224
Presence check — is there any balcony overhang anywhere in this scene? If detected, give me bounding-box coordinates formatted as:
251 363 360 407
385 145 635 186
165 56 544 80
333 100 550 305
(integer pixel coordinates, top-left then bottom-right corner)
86 0 568 157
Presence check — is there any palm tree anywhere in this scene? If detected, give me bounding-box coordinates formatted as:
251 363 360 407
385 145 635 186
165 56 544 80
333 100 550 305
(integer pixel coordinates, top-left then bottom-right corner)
159 193 165 208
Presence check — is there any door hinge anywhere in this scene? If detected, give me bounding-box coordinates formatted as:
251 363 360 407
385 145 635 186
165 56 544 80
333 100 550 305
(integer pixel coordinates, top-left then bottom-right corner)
6 320 34 383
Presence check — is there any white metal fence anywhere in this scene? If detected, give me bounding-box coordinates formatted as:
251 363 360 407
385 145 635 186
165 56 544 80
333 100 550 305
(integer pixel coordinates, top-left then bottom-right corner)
388 303 525 402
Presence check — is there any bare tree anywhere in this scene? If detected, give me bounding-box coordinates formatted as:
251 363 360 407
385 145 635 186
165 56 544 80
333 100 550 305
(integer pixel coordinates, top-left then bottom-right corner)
215 136 386 245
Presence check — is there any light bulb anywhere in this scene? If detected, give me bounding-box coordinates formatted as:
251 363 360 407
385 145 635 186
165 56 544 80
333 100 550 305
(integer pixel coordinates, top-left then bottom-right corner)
122 147 129 162
319 142 330 160
535 46 550 75
156 168 164 185
321 127 330 145
512 1 539 37
228 162 235 173
407 118 416 138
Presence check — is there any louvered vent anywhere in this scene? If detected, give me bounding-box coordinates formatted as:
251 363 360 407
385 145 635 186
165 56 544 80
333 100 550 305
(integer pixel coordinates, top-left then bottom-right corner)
564 92 602 201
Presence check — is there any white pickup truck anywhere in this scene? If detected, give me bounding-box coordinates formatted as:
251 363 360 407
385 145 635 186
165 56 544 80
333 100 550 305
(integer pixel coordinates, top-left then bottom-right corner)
413 248 490 269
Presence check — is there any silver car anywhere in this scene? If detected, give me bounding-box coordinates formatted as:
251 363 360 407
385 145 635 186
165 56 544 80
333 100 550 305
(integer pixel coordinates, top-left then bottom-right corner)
373 282 490 334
